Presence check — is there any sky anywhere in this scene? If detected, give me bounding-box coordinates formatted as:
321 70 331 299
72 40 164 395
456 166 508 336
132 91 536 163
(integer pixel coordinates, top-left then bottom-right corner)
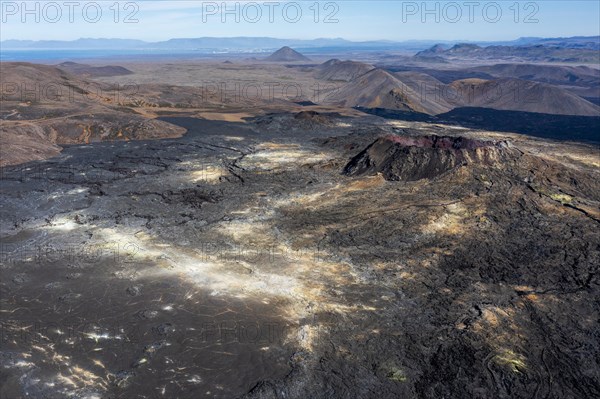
1 0 599 42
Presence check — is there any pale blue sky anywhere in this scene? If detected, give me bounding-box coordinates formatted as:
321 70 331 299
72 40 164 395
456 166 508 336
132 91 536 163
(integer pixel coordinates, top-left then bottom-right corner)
1 1 599 41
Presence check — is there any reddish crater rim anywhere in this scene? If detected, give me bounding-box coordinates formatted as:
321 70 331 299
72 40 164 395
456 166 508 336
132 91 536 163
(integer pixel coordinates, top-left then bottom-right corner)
382 134 501 150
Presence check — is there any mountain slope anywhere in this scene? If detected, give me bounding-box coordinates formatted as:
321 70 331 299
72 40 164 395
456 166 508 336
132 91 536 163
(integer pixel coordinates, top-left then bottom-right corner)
324 69 452 115
0 62 185 166
326 65 599 117
447 78 600 116
466 63 600 98
315 59 375 82
57 62 134 78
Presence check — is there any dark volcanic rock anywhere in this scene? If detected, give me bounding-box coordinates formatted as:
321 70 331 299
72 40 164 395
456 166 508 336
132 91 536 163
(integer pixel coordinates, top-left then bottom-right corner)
293 110 330 124
344 134 514 181
1 117 598 399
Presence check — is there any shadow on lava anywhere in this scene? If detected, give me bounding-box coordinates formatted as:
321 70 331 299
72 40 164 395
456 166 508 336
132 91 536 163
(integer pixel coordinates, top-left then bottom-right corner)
1 253 303 399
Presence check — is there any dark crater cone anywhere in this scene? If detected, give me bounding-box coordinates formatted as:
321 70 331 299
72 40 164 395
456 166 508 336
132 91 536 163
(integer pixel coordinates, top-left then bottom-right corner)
343 134 515 181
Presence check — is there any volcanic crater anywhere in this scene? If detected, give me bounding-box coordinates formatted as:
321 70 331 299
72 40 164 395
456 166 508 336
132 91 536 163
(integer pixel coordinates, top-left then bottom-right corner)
343 134 515 181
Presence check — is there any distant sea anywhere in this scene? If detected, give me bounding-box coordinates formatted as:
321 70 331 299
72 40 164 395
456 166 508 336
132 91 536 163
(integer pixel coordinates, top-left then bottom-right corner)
0 45 409 62
0 49 271 62
0 49 155 61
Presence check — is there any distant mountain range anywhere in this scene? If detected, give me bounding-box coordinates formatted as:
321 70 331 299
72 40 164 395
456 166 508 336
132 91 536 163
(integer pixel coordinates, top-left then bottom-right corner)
2 36 598 52
416 41 600 62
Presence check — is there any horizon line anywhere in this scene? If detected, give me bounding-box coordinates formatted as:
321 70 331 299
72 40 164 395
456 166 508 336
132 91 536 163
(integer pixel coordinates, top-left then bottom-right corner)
2 35 600 44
